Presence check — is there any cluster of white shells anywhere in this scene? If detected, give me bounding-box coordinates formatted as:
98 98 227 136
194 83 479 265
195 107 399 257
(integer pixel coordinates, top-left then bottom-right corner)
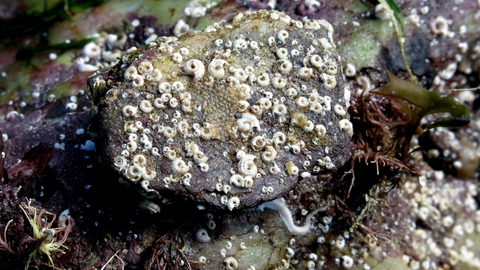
99 10 351 210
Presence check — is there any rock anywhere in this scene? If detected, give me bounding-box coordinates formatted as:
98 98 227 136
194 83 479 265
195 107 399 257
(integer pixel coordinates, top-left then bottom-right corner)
88 10 351 210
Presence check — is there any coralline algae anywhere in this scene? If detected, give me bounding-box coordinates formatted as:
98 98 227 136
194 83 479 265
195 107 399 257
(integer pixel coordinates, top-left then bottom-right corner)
88 10 351 210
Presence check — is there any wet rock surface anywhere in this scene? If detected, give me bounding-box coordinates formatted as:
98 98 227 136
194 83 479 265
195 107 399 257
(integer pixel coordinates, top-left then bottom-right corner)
89 10 351 210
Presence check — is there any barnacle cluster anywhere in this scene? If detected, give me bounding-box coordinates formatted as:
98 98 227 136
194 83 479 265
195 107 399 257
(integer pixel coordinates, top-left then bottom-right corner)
89 10 351 210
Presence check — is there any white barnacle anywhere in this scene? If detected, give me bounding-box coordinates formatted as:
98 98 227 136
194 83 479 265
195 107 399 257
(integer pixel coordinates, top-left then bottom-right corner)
183 59 205 80
430 16 449 36
182 176 191 187
257 73 270 87
249 41 259 50
151 147 161 156
261 146 277 163
114 156 128 171
158 82 172 93
272 104 288 117
138 60 154 75
230 174 244 188
272 75 287 89
133 154 147 166
326 62 338 75
285 87 298 97
257 98 272 110
172 158 190 174
215 183 223 192
177 120 189 134
277 30 289 43
237 100 249 112
139 100 154 113
239 84 252 99
153 98 165 109
308 91 321 102
223 184 231 194
146 69 162 81
83 41 101 58
224 256 238 270
278 60 293 74
131 75 144 87
208 59 227 78
167 96 178 107
196 228 211 242
227 76 240 87
124 66 138 81
286 144 302 155
227 197 240 211
178 47 189 55
315 124 327 136
342 255 354 269
124 121 138 133
199 163 209 172
234 69 249 81
303 120 314 132
320 73 337 90
304 19 320 30
171 53 183 63
268 36 276 46
296 97 309 108
192 151 208 164
310 102 323 114
128 133 138 142
286 247 295 258
251 136 267 151
298 67 314 79
250 105 262 115
215 39 224 47
122 105 138 117
233 38 247 50
127 165 143 181
339 119 353 137
276 48 289 59
236 113 260 133
244 66 255 75
285 161 299 176
310 54 324 68
258 198 329 236
238 153 257 177
172 81 185 92
163 126 177 138
272 131 286 146
344 63 356 77
142 168 157 180
333 104 346 116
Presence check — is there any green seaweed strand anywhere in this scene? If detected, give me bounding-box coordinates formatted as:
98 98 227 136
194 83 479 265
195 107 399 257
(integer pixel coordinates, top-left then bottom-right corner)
372 68 470 130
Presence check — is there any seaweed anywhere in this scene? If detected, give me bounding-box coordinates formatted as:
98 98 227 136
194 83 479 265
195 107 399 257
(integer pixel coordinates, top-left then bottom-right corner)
371 67 470 132
377 0 417 83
